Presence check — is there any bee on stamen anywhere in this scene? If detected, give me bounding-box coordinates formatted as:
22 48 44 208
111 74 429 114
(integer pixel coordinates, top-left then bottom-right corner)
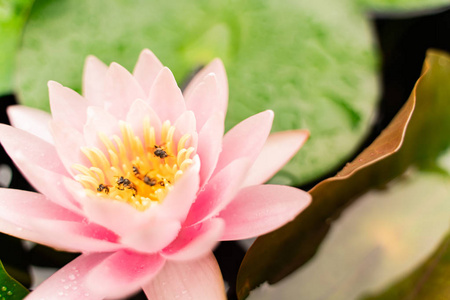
97 184 110 194
143 175 158 187
153 145 169 159
116 176 137 196
132 165 140 176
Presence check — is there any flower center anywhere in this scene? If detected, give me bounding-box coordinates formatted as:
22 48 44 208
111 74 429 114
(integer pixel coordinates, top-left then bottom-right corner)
72 118 195 211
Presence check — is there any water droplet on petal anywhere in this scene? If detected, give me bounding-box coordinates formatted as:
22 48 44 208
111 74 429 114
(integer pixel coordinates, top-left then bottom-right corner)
68 274 76 280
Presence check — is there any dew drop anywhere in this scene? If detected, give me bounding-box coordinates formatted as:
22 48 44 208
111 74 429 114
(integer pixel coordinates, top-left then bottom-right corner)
0 287 6 292
68 274 76 280
16 227 23 231
58 291 64 296
63 285 70 290
72 286 78 291
61 279 66 283
84 293 90 297
6 291 12 296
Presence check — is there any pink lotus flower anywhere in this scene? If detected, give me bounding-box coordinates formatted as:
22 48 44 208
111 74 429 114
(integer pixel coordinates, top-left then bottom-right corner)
0 49 311 299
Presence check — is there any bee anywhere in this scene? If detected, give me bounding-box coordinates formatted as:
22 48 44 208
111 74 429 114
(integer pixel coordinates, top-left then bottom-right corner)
97 184 110 194
116 176 137 196
132 165 140 176
143 175 158 187
153 145 169 159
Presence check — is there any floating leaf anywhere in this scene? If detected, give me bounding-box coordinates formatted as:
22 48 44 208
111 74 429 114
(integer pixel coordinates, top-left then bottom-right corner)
363 228 450 300
15 0 379 185
0 259 29 299
246 170 450 300
237 50 450 299
0 0 34 95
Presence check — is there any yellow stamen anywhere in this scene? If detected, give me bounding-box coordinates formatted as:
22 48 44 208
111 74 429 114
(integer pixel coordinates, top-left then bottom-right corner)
72 120 196 211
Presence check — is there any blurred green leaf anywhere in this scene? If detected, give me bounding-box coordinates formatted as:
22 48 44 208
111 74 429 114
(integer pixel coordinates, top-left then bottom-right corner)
0 259 29 299
16 0 379 185
0 0 34 95
0 234 31 288
352 0 449 10
237 50 450 299
363 228 450 300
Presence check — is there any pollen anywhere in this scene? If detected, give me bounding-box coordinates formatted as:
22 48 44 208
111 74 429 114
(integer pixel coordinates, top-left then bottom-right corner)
72 118 196 211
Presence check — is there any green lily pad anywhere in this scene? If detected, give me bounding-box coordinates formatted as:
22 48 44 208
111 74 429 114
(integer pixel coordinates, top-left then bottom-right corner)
247 170 450 300
0 0 34 95
237 50 450 299
15 0 378 185
0 260 29 299
352 0 450 10
363 227 450 300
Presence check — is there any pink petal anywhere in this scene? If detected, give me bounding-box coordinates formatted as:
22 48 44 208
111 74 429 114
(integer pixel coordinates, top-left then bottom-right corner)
48 81 88 132
0 124 68 175
11 159 82 213
219 184 311 240
158 156 200 222
69 180 181 253
0 188 120 252
32 220 121 252
104 62 146 120
184 157 252 226
120 216 181 253
162 218 224 261
148 67 186 123
66 179 154 236
243 129 310 187
184 58 228 117
143 253 226 300
7 105 53 144
85 250 165 299
82 55 108 106
126 99 162 142
133 49 164 95
83 106 119 150
196 112 224 187
0 188 81 221
174 110 196 138
26 252 113 300
185 73 221 130
50 121 89 175
214 110 274 175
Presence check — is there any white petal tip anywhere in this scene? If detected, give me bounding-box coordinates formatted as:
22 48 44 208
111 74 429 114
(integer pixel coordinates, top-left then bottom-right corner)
47 80 61 88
